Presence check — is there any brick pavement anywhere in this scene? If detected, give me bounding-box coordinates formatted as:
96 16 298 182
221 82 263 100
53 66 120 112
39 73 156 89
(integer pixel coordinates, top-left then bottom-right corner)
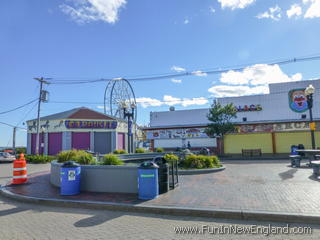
4 160 320 215
0 195 320 240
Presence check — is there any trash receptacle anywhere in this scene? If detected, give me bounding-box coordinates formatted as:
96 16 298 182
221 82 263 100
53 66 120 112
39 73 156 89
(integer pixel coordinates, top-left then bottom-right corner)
60 161 81 195
291 145 298 155
153 157 169 194
138 161 159 200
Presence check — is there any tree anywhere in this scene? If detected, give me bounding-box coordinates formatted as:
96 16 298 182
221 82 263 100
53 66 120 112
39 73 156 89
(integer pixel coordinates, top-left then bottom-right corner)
205 101 237 154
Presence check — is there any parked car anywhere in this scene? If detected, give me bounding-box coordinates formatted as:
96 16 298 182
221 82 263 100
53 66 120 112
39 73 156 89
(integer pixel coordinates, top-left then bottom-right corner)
0 152 15 162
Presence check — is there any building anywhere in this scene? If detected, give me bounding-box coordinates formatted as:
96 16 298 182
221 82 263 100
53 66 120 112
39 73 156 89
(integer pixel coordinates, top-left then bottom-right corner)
26 107 140 155
145 79 320 154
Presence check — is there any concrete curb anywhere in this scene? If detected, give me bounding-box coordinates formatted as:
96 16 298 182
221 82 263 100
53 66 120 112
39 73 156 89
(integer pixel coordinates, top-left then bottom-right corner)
1 185 320 224
178 166 225 175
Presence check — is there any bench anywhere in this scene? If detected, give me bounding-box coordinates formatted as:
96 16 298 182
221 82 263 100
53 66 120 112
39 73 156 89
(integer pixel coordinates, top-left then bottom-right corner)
289 155 302 167
242 149 262 157
311 160 320 176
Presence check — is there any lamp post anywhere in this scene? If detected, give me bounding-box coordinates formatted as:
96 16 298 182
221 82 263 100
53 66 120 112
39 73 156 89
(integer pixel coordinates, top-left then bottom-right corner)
122 102 136 153
305 84 316 149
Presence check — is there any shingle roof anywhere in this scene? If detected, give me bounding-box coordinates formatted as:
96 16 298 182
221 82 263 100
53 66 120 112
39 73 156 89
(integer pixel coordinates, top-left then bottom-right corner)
27 107 121 122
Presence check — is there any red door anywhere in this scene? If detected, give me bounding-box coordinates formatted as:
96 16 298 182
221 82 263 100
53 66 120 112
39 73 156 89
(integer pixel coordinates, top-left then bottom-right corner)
72 132 90 150
48 133 62 155
117 133 125 150
31 133 44 155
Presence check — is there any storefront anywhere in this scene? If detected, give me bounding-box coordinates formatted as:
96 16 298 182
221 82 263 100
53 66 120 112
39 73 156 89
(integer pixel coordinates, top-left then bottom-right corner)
145 79 320 154
26 107 139 155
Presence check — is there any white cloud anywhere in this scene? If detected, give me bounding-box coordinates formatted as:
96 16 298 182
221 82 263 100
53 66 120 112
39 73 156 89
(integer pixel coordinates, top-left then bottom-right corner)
287 4 302 18
134 95 208 108
291 73 303 81
184 18 190 24
208 85 269 98
171 65 186 72
191 70 208 77
180 97 209 107
256 5 282 21
304 0 320 18
209 6 216 14
171 78 182 84
220 64 302 86
163 95 182 105
60 0 126 24
218 0 255 10
136 97 163 108
209 64 303 98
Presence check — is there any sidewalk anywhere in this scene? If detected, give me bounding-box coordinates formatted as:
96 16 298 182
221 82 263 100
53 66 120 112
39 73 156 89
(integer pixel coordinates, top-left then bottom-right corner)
1 161 320 224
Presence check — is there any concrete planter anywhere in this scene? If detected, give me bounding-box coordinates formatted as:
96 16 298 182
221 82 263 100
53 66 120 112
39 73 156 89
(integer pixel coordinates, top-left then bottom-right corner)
178 166 225 175
50 160 138 193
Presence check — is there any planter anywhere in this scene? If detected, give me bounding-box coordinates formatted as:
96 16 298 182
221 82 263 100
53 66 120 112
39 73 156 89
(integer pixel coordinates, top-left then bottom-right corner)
178 166 225 175
50 160 138 193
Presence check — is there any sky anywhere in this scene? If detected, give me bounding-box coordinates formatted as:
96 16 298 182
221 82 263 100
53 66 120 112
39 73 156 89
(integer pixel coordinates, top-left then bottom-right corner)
1 0 320 147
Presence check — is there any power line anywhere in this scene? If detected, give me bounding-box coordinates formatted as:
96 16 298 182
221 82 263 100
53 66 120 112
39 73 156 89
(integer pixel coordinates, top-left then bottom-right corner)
0 99 38 115
46 78 320 106
45 54 320 85
0 121 26 130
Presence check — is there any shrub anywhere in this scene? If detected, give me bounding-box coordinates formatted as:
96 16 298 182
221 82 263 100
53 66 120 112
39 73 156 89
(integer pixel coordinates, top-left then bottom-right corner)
164 153 179 163
183 155 221 169
101 154 124 165
155 147 164 153
135 148 145 153
57 150 95 165
113 149 128 154
26 155 54 164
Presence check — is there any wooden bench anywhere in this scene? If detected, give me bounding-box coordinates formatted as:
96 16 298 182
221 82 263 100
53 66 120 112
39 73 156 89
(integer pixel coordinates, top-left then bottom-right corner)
242 149 262 157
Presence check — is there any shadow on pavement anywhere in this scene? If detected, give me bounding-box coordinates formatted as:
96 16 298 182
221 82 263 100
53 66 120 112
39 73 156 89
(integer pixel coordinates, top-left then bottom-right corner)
278 169 297 180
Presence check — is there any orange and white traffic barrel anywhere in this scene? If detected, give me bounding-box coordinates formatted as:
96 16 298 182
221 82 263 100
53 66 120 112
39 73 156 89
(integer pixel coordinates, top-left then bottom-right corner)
12 153 27 184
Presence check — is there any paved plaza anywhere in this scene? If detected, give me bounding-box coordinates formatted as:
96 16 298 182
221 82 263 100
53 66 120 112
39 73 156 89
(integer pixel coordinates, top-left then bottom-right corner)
4 159 320 215
1 160 320 239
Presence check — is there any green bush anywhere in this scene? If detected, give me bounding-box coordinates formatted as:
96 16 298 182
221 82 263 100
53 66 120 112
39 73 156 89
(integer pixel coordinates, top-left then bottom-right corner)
183 154 221 169
57 150 95 165
164 153 179 163
101 154 124 165
155 147 164 153
26 155 54 164
113 149 128 154
16 147 26 154
135 148 145 153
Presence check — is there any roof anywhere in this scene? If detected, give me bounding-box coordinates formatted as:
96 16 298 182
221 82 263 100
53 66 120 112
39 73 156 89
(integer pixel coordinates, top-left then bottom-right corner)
27 107 121 122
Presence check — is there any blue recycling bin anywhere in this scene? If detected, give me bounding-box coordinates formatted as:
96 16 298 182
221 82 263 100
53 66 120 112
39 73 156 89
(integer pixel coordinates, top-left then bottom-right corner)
138 161 159 200
60 161 81 195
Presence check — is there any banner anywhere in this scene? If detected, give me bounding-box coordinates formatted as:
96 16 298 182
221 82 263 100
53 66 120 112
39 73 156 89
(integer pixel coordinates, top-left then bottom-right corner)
65 120 117 129
146 128 208 139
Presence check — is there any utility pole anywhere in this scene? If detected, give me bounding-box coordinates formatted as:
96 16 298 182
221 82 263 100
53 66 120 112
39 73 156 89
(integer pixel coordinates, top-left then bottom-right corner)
34 77 49 155
12 127 16 155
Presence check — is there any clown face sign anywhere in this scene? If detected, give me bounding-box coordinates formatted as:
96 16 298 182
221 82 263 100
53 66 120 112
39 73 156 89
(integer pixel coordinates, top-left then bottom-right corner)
288 89 308 113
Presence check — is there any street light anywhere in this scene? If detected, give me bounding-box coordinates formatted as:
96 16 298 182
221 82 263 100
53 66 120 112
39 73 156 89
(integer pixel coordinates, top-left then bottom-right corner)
305 84 316 149
122 101 136 153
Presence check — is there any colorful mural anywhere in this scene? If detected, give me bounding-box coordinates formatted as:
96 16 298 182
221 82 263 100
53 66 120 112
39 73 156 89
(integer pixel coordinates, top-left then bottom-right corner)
146 128 208 139
288 88 308 113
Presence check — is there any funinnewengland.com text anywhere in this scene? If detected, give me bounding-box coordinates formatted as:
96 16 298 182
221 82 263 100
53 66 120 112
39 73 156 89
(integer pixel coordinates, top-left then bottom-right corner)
174 224 312 236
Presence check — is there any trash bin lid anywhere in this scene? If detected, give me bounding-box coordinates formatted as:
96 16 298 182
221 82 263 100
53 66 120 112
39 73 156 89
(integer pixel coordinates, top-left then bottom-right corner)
153 156 167 165
139 161 159 169
61 161 80 167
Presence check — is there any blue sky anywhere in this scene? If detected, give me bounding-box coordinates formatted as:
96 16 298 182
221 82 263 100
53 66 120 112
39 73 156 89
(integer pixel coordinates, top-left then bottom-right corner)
1 0 320 146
